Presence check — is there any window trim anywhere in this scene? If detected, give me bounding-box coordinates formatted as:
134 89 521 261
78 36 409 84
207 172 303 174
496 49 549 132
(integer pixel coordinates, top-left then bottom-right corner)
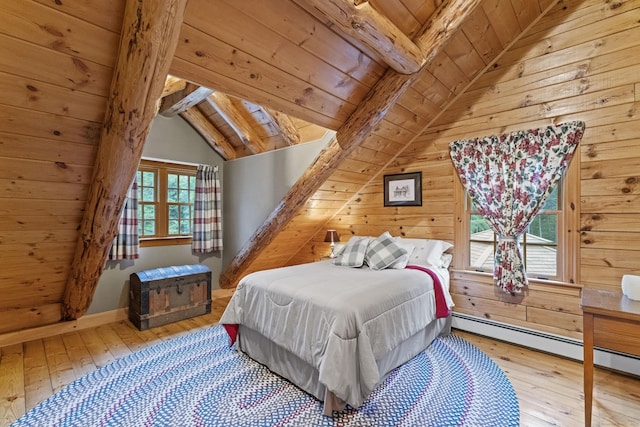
453 157 579 285
138 159 197 247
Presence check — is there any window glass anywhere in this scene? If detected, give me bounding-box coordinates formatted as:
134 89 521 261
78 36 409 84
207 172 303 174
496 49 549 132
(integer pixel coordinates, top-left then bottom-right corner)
466 182 561 279
137 160 196 241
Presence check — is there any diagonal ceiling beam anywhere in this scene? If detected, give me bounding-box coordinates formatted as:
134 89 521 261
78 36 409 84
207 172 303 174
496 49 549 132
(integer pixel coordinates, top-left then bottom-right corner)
263 106 301 146
62 0 188 319
206 92 267 154
162 75 187 97
159 83 214 117
180 107 237 160
304 0 424 74
219 0 484 288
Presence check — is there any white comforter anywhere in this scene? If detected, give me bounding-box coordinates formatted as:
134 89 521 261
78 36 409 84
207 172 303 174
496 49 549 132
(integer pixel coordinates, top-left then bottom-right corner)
220 261 452 407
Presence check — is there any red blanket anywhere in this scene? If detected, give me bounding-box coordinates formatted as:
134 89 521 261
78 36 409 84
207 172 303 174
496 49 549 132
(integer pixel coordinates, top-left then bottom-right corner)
404 264 451 318
223 265 450 345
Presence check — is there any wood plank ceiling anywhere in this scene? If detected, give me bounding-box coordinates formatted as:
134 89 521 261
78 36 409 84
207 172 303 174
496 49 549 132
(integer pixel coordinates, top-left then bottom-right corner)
0 0 557 332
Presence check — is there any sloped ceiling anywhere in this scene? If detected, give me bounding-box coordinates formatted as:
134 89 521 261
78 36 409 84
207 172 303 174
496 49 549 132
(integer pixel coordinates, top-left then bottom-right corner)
0 0 558 334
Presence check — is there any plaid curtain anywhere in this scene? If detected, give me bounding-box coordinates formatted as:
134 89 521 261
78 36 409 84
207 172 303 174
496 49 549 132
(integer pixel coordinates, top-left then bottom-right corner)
449 121 585 294
109 177 139 260
192 164 223 253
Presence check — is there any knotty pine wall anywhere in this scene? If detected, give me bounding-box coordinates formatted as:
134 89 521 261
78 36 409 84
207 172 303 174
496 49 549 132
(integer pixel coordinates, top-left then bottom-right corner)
302 0 640 340
0 1 124 334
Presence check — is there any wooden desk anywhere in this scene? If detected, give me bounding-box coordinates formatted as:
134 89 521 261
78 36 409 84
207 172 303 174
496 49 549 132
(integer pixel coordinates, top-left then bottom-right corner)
581 288 640 427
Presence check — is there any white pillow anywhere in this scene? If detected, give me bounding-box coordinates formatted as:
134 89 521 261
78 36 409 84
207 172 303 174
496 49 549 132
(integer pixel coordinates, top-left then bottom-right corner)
333 236 370 267
365 232 408 270
397 237 453 269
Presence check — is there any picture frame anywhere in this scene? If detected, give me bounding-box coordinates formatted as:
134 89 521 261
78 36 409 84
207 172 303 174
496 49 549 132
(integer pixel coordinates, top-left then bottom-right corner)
384 171 422 207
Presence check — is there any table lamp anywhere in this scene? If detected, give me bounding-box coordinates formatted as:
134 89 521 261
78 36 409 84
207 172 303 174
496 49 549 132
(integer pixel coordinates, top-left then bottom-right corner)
324 229 340 258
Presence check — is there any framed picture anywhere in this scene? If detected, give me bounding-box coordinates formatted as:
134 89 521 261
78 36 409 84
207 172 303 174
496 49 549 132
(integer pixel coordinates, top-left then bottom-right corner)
384 172 422 207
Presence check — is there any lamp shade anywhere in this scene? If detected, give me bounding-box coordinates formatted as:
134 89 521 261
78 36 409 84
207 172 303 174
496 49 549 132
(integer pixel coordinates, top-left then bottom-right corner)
323 229 340 243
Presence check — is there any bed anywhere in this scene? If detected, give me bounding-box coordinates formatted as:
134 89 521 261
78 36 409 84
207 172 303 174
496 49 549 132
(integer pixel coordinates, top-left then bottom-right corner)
220 233 454 415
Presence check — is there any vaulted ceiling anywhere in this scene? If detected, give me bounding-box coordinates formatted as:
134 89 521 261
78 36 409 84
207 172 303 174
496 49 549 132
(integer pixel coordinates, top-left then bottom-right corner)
157 76 329 160
0 0 559 333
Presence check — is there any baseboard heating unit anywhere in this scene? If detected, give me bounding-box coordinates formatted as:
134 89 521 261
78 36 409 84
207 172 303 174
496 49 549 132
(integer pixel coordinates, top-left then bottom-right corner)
452 312 640 377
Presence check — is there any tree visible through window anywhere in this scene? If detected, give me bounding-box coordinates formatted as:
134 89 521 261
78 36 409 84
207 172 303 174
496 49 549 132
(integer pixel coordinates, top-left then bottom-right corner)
137 160 196 243
467 185 560 279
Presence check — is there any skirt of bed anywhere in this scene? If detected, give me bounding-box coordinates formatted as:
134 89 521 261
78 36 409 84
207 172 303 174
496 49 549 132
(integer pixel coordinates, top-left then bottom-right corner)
236 315 451 416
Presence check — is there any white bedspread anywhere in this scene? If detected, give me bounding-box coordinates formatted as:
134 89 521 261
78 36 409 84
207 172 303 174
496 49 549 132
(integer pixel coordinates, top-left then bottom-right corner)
220 261 453 408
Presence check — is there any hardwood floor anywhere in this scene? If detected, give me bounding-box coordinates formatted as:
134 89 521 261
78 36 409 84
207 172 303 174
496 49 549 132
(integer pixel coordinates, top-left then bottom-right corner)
2 296 640 426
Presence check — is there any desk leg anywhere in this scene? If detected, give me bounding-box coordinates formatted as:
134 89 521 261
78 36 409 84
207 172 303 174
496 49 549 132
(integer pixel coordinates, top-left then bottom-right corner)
584 312 594 427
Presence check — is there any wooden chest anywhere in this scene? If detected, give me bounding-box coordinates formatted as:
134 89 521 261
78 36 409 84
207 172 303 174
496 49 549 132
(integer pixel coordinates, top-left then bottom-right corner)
129 264 212 330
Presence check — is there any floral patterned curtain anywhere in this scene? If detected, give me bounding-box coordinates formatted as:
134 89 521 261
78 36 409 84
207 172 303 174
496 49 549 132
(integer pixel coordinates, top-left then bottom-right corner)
109 177 139 260
449 121 585 294
191 164 223 253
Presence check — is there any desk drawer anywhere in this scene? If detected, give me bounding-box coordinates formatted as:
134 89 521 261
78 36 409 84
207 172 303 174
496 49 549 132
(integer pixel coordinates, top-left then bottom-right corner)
593 316 640 357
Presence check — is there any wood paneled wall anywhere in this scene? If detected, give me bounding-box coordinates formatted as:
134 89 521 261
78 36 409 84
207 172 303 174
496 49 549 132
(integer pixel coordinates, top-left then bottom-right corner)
297 0 640 340
0 1 123 333
260 0 555 274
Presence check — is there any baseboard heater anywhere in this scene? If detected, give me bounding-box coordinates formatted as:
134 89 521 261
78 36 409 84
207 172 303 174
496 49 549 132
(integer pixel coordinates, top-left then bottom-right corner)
452 312 640 377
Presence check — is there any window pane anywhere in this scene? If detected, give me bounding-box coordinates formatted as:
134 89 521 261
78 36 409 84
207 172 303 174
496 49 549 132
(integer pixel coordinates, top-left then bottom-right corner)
142 187 154 202
542 185 559 210
469 240 494 270
142 171 154 187
142 220 155 236
470 214 491 234
143 205 155 218
167 189 178 203
168 219 179 234
180 220 191 234
525 247 557 277
168 173 178 189
525 214 558 277
528 214 557 244
179 175 190 189
168 204 179 219
469 214 494 270
179 205 191 219
179 189 190 203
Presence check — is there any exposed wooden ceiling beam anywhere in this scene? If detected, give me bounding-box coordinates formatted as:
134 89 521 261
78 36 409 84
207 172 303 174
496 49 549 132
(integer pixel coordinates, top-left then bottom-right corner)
219 0 483 288
206 92 267 154
303 0 423 74
263 107 301 146
62 0 187 320
162 75 187 97
180 107 237 160
159 83 213 117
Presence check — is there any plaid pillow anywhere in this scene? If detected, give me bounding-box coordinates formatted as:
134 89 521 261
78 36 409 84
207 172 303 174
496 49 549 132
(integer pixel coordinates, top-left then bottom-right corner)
333 237 370 267
388 240 415 269
365 232 409 270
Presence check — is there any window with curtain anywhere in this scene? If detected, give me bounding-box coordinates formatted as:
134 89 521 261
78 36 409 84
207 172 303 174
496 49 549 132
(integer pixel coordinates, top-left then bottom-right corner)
137 159 197 246
466 182 562 280
450 121 585 293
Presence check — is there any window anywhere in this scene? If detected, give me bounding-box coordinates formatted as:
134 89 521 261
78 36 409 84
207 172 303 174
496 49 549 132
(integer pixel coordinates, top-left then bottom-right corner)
137 159 196 245
466 185 561 279
455 158 579 285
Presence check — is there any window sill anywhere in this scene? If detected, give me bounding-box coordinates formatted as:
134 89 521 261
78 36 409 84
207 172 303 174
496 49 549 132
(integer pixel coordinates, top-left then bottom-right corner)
450 268 582 289
140 236 192 247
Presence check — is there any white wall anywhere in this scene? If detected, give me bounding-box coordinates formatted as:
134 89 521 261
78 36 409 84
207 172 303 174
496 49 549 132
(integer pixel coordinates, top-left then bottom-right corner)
222 132 332 266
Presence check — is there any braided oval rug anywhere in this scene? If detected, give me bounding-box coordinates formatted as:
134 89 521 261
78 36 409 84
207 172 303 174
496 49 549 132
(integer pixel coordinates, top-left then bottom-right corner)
13 325 519 427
